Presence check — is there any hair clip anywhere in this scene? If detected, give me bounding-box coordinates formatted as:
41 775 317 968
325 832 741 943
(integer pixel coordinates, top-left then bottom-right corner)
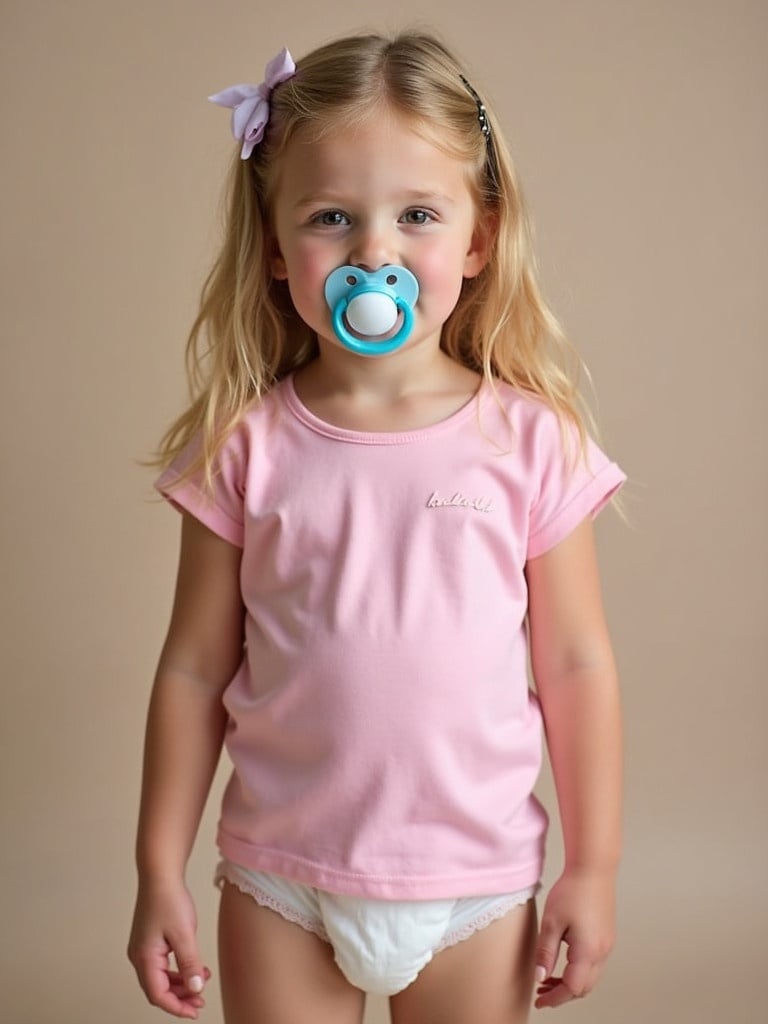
459 74 491 140
209 47 296 159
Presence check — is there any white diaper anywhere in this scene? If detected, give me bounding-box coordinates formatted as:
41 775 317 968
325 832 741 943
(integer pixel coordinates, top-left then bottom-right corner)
216 860 538 996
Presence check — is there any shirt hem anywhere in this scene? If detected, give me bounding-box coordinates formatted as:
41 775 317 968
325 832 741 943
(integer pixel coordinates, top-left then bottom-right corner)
217 832 545 900
155 472 245 548
527 462 625 560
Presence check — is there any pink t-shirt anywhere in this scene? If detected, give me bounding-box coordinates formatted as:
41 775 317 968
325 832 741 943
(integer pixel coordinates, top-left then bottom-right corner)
157 375 625 899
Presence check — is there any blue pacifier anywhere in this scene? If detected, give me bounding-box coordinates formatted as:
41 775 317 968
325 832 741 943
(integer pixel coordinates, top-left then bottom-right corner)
324 265 419 356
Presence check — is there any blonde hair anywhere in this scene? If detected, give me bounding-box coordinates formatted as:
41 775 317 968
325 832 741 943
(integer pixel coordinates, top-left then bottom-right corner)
155 31 594 482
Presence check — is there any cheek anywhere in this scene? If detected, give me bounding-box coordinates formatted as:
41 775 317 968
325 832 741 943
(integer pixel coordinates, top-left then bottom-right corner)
283 248 328 304
288 247 325 283
282 249 337 327
416 247 466 306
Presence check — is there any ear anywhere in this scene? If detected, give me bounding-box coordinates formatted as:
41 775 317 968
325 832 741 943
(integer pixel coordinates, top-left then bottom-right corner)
463 211 497 279
267 233 288 280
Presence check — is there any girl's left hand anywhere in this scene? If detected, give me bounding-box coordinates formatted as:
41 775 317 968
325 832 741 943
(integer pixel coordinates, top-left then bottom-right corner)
533 868 617 1009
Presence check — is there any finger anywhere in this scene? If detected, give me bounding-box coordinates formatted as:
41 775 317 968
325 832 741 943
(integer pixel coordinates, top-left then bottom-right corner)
171 934 208 998
534 960 600 1009
534 912 566 983
168 967 212 1006
168 973 206 1002
133 948 173 1004
137 953 205 1019
168 967 213 989
534 977 575 1009
561 956 599 1001
145 972 203 1019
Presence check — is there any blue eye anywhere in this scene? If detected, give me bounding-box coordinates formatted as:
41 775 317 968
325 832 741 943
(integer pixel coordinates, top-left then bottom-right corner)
313 210 349 226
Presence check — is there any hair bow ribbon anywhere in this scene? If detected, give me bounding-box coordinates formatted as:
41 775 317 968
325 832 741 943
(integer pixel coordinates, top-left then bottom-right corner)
209 47 296 159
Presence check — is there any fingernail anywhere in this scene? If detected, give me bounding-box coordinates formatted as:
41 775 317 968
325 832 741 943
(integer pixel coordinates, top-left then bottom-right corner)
189 975 204 993
535 965 547 983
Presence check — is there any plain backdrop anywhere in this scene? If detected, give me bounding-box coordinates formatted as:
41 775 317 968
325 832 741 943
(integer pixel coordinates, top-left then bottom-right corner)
1 2 765 1022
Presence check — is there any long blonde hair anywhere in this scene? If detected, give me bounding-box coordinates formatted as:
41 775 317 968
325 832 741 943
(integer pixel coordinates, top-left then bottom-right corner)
155 31 593 482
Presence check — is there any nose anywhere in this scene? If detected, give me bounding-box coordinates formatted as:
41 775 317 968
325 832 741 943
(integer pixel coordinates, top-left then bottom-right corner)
348 222 395 272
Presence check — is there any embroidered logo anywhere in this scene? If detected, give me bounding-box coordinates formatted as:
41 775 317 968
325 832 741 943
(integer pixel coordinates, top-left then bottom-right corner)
426 491 494 513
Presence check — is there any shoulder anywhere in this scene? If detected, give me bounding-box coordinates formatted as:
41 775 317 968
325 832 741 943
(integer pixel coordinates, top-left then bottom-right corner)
480 379 554 421
476 379 567 456
478 377 624 506
157 382 288 499
217 379 291 461
235 379 288 433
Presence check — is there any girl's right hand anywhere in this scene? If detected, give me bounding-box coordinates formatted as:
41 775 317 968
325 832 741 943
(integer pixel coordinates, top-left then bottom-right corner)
128 879 211 1020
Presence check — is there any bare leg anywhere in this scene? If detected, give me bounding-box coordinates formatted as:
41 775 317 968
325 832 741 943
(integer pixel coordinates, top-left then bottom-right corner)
389 899 538 1024
218 881 366 1024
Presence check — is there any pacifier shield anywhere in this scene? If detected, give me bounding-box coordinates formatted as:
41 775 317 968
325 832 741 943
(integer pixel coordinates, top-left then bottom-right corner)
324 265 420 357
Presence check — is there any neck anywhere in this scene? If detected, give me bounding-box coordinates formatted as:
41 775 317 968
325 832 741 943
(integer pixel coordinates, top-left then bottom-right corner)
299 336 463 402
292 338 482 434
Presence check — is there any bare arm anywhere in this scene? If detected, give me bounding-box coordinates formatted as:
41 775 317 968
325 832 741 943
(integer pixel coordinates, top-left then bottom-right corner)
525 517 622 1009
128 513 244 1019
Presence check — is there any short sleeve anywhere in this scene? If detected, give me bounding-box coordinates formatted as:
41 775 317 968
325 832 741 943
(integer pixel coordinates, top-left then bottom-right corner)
526 412 625 560
154 427 248 548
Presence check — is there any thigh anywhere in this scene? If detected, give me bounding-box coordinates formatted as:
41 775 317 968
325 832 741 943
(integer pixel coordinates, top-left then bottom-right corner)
389 898 538 1024
218 881 366 1024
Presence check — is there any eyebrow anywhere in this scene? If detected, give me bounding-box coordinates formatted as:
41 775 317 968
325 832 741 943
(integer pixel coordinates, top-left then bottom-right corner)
294 190 457 208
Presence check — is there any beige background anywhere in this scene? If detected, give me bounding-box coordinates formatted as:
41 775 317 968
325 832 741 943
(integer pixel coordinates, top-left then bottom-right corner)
1 1 765 1022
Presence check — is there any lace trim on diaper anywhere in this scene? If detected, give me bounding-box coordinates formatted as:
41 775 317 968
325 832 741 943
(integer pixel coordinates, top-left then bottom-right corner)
214 861 330 943
435 884 540 954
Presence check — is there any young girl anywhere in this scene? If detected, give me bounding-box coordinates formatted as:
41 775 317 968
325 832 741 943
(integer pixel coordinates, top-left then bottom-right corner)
128 32 625 1024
